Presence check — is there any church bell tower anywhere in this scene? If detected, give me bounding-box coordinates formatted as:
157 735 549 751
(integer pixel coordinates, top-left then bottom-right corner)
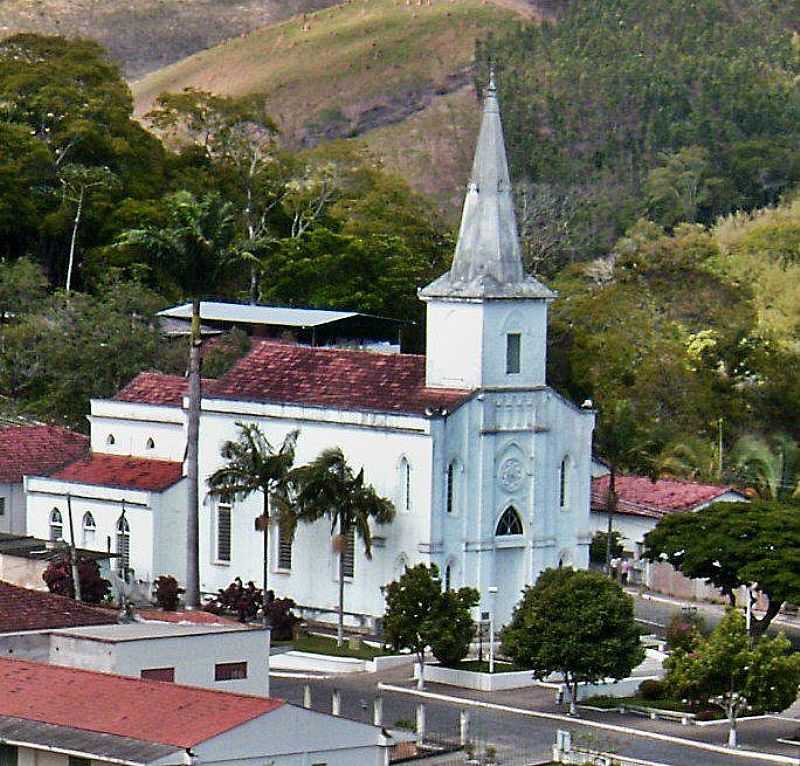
419 74 554 391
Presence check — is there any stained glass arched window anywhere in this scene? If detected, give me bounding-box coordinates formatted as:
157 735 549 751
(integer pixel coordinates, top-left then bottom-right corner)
495 506 523 536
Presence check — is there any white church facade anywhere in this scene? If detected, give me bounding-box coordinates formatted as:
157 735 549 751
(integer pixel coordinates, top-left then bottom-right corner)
23 78 595 627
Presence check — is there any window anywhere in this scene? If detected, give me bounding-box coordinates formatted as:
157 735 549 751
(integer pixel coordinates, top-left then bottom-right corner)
215 661 247 681
116 515 130 575
446 462 456 514
82 512 96 547
145 437 155 450
444 564 452 592
506 333 521 374
49 508 63 541
106 433 115 446
559 457 569 509
341 527 355 578
495 506 523 536
0 497 5 516
216 504 231 563
277 522 292 570
399 457 411 513
141 667 175 682
68 758 89 766
0 745 18 766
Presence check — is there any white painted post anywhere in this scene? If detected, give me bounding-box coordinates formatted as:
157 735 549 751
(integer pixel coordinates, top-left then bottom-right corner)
303 684 312 709
460 709 470 746
487 586 498 674
373 696 383 727
415 704 426 747
332 688 341 716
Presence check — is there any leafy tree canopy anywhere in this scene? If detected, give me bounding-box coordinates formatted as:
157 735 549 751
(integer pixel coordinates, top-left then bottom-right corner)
642 500 800 635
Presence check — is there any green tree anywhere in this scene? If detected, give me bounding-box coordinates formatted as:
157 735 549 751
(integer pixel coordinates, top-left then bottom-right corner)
285 447 395 646
501 568 644 715
117 190 235 606
730 433 800 500
207 423 298 624
589 531 623 567
664 609 800 747
383 563 479 689
0 258 48 323
645 147 716 228
643 501 800 636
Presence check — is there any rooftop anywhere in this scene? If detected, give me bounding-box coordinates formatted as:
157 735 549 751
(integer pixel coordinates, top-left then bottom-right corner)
0 425 89 484
591 474 746 519
50 454 184 492
52 621 257 643
0 658 284 748
0 533 115 562
113 372 210 407
0 581 116 634
206 340 473 415
159 301 366 327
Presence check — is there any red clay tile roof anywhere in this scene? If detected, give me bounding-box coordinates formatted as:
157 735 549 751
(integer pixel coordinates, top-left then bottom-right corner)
50 454 183 492
206 340 473 415
0 658 284 748
0 581 116 634
0 426 89 484
137 609 239 626
114 372 215 407
591 474 744 519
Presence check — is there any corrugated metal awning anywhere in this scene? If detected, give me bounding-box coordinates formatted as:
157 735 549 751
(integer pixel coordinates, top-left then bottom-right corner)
158 302 359 328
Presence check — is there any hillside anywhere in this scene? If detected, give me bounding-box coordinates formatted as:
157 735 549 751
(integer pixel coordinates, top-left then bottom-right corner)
0 0 339 78
132 0 533 214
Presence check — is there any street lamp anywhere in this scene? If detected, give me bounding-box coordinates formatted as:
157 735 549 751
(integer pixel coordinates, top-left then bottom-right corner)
487 586 498 674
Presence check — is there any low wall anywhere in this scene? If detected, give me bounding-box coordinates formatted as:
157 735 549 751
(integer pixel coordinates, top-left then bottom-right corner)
367 654 415 673
414 663 541 692
570 675 659 702
270 650 367 674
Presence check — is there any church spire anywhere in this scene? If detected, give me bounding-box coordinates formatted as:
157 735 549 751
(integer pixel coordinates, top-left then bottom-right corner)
420 72 554 300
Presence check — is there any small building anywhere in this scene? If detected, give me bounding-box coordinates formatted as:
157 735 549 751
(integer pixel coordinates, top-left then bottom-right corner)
158 301 409 350
0 657 391 766
48 621 269 696
0 424 88 535
0 580 117 661
590 474 747 559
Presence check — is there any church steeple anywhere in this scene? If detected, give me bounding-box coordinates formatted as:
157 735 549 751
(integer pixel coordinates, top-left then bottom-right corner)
420 72 554 301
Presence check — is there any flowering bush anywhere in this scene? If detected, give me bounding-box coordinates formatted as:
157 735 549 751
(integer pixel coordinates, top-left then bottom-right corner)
42 556 110 603
153 575 184 610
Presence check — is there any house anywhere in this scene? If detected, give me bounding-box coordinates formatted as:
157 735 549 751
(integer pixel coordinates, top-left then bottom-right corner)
23 77 595 628
0 579 116 661
590 473 748 560
0 658 391 766
47 621 269 696
0 424 88 535
158 301 408 350
0 532 116 591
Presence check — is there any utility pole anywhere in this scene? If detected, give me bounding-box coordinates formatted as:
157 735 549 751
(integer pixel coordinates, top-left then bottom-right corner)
66 494 82 602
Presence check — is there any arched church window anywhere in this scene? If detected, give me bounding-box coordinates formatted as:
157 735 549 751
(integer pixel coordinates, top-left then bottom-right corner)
506 333 521 374
82 512 96 547
106 434 115 446
49 508 63 541
495 506 523 536
559 457 570 510
399 457 412 513
444 563 452 592
116 515 130 576
446 462 456 514
145 437 155 450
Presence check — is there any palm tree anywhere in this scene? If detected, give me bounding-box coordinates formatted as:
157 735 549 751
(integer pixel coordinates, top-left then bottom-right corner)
285 447 395 646
657 436 720 484
207 423 299 624
594 399 662 574
117 191 235 606
730 433 800 500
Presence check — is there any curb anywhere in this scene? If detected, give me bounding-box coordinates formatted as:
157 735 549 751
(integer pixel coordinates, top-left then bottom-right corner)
377 683 800 765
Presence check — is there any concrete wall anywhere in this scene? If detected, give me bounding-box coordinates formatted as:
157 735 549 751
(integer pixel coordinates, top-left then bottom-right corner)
0 553 48 591
0 631 51 662
0 482 26 535
48 628 269 696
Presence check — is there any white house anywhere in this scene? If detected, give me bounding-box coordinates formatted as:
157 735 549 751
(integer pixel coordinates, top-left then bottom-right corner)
0 657 391 766
24 77 594 627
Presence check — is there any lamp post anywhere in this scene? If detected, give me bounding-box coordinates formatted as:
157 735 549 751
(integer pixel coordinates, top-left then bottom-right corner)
487 586 498 674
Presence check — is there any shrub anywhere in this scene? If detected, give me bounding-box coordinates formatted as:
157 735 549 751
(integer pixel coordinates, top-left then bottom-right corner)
42 556 110 603
264 596 299 641
665 612 705 652
589 531 624 565
638 679 665 700
203 578 263 622
153 575 184 611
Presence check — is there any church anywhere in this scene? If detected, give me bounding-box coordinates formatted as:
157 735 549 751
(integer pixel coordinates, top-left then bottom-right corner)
23 77 595 627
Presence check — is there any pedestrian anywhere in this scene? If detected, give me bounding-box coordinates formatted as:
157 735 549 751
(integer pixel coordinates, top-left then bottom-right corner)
620 557 631 586
610 556 620 580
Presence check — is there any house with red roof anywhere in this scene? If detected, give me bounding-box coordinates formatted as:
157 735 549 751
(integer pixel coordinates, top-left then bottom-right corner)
590 472 747 561
0 424 88 535
0 658 391 766
21 79 595 628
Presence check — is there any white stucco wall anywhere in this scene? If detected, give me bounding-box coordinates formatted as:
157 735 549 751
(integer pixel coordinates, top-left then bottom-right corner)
0 482 26 535
88 400 186 460
48 626 269 696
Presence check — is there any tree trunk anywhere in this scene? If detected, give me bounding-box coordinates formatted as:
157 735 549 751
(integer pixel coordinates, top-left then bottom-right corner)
65 186 84 295
262 492 270 628
184 296 202 607
727 710 737 748
417 651 425 690
750 597 782 638
605 469 617 575
569 679 578 716
337 529 345 648
249 263 259 305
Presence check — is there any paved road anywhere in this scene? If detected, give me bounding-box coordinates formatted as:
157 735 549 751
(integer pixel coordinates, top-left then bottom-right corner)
270 668 793 766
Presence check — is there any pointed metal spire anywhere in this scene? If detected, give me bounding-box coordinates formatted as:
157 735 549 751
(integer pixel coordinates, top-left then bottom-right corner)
420 71 554 300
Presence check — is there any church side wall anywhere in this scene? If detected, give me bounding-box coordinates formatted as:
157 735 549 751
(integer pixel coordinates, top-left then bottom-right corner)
198 407 434 618
88 402 185 461
481 300 548 388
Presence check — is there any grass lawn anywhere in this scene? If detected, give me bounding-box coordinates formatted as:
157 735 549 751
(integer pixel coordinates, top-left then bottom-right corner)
442 660 523 674
582 695 724 720
291 634 397 660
